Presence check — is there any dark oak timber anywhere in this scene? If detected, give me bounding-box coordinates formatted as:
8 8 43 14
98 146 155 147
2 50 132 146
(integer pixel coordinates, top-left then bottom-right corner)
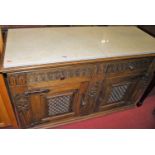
1 26 155 128
5 56 155 128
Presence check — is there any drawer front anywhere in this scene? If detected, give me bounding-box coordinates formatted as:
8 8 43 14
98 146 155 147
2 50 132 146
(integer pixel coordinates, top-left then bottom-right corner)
7 64 99 87
105 57 154 76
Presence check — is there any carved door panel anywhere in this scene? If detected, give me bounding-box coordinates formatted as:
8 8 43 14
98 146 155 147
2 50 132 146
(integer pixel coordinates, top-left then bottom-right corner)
13 82 88 128
98 75 143 111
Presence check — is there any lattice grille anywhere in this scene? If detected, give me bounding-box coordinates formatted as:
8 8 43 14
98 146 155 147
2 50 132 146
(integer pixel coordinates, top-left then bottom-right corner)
47 93 73 116
108 83 130 103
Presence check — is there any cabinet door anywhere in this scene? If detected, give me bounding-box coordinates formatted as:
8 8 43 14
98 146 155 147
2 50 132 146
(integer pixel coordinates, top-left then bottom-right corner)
13 82 87 128
98 75 143 111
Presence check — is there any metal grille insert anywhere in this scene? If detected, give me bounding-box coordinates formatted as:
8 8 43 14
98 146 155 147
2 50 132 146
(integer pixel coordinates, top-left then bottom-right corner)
108 83 130 103
47 93 73 116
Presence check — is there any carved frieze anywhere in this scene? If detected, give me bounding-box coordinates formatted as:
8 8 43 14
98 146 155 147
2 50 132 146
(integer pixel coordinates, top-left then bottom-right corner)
27 66 94 84
105 58 153 73
7 58 153 87
8 65 99 86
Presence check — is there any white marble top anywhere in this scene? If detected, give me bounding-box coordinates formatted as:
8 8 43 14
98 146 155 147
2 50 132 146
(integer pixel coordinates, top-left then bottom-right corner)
4 26 155 68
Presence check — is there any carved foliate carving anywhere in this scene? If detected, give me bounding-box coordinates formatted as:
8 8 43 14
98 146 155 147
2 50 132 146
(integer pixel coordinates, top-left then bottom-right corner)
87 81 102 98
27 66 95 84
7 58 153 86
80 81 103 115
9 76 17 86
8 65 97 85
81 81 102 107
8 73 27 86
14 94 30 113
105 58 153 73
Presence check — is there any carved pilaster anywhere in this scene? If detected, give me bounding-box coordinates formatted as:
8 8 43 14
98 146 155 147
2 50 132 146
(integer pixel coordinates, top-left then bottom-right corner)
87 81 102 99
14 94 30 113
80 81 103 115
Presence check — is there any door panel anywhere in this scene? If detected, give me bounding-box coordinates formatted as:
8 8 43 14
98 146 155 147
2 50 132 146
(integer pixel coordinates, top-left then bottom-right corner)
12 82 87 128
98 75 143 111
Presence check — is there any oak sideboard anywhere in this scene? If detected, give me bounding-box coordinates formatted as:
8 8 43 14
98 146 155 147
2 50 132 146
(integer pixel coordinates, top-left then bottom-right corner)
1 26 155 128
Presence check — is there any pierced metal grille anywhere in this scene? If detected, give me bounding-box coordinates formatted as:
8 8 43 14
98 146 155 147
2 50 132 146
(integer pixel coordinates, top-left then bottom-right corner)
47 93 73 116
108 83 130 103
